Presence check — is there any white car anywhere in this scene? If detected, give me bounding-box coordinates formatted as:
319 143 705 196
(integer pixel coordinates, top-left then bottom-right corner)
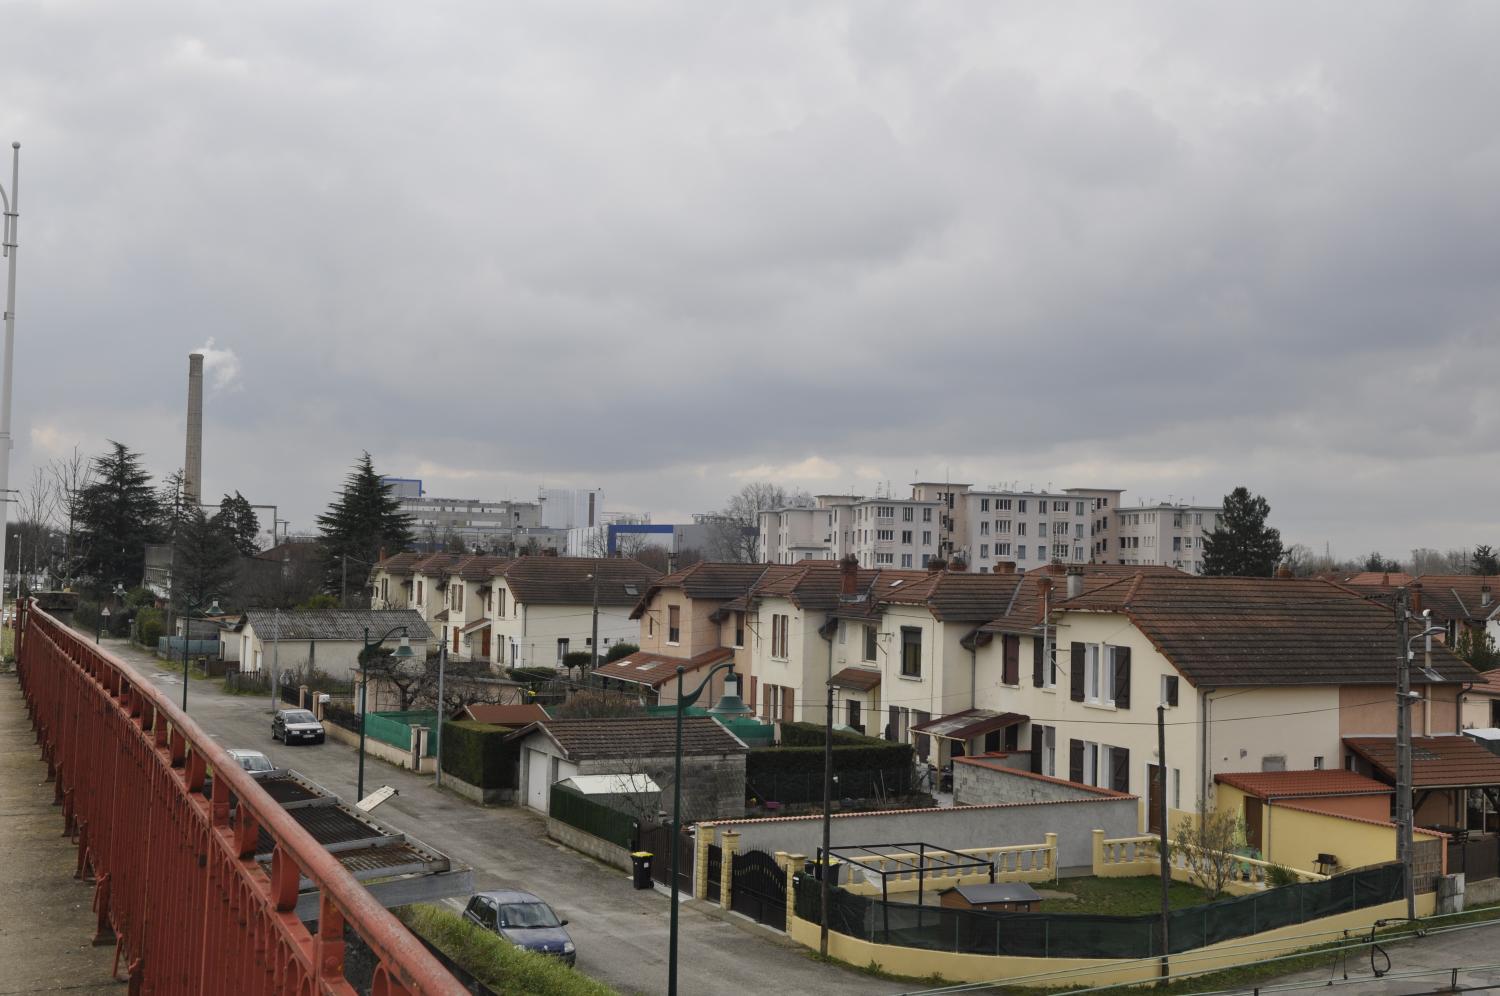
225 748 275 773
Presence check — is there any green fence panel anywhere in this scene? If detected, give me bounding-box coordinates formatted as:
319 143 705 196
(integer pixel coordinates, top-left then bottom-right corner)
549 783 638 850
363 710 439 755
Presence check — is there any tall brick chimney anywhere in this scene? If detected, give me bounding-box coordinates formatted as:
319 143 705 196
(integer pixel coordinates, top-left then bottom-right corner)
840 555 859 596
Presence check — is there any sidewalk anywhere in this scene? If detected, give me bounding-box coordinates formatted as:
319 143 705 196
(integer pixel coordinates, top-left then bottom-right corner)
0 672 122 993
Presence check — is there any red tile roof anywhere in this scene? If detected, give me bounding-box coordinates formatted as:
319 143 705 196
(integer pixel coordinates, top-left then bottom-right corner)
1344 735 1500 788
461 703 550 726
594 647 734 689
629 562 778 618
1470 669 1500 697
1409 575 1500 623
512 716 747 759
372 551 423 576
1341 572 1416 588
1214 769 1392 800
493 557 661 607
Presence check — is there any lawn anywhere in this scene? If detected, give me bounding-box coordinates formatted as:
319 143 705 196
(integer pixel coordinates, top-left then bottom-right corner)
1037 875 1211 916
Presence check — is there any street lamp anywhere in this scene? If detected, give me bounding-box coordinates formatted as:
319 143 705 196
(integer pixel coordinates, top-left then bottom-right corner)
98 606 110 644
0 143 21 614
358 625 413 802
667 662 752 996
180 598 221 711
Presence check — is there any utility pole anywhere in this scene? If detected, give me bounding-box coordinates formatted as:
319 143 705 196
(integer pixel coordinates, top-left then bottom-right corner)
1396 587 1415 920
341 553 348 609
1157 704 1170 979
589 568 600 680
269 607 280 715
434 640 447 788
0 143 21 599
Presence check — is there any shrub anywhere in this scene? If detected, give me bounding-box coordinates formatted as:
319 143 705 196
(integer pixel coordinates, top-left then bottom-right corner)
562 650 592 670
746 740 915 803
441 720 518 789
778 721 887 748
395 904 616 996
136 607 165 648
605 642 638 663
1266 863 1300 888
509 666 558 684
296 593 340 612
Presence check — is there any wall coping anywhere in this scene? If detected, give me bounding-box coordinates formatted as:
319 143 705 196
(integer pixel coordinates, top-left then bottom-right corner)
1272 798 1450 837
953 756 1136 798
698 793 1130 828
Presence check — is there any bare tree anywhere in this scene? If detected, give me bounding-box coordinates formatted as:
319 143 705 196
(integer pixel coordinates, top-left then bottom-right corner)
15 465 58 585
1171 804 1248 899
362 647 433 712
707 482 812 562
49 445 94 584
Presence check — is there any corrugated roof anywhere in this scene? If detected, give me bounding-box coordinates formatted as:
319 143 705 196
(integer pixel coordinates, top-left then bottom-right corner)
594 647 734 689
239 609 433 642
910 709 1027 741
494 557 662 607
514 716 747 759
1344 735 1500 788
1214 769 1392 800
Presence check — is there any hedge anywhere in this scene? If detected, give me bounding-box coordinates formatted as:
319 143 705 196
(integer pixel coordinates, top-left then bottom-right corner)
441 720 518 790
777 720 887 748
747 742 914 778
746 738 916 803
395 904 616 996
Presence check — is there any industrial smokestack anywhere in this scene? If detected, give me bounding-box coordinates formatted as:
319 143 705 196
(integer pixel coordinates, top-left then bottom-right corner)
185 352 204 506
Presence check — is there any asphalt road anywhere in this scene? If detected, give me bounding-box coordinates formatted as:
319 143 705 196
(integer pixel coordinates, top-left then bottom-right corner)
107 640 896 996
1258 916 1500 994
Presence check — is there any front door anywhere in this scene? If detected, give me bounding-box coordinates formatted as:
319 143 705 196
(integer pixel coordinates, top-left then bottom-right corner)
1244 796 1264 852
526 749 552 811
1147 764 1165 834
481 630 491 659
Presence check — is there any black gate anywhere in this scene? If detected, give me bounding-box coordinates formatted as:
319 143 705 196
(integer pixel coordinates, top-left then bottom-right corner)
706 843 722 902
730 849 787 928
638 824 693 893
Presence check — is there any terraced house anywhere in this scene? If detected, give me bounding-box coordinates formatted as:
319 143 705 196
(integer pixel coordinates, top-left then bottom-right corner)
485 557 661 670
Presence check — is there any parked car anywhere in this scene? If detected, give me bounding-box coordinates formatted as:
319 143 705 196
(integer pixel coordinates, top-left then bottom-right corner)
462 891 576 966
272 709 325 745
225 748 275 773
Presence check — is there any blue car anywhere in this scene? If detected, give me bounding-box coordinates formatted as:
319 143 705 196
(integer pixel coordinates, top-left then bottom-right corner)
463 891 576 966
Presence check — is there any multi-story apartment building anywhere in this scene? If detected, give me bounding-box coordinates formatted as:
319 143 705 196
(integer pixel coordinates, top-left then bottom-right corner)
1115 503 1219 574
909 483 1123 573
757 505 835 564
847 496 944 569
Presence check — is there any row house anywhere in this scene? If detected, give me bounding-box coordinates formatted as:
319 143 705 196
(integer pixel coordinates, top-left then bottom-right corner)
597 561 780 707
368 551 422 609
436 555 510 659
486 557 661 669
407 553 461 638
971 571 1480 832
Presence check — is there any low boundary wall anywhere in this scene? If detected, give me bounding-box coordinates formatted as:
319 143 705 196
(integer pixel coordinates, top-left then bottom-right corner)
547 819 634 873
324 720 437 774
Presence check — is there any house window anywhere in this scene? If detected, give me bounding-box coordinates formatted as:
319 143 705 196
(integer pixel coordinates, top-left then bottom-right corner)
1313 755 1325 770
847 699 862 731
998 499 1012 511
922 508 932 522
648 616 654 637
903 507 914 522
876 553 894 565
901 530 913 544
996 520 1011 534
556 638 569 662
1161 675 1180 707
900 627 922 678
901 554 913 567
980 544 989 559
772 614 790 659
922 530 932 544
1017 522 1027 536
1086 644 1115 704
734 611 745 648
1017 545 1027 560
980 521 990 536
980 498 990 512
997 542 1011 557
668 605 681 644
921 554 931 567
863 625 878 662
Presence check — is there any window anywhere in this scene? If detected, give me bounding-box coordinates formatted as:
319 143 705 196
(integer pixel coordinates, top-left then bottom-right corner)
1017 545 1027 560
980 498 990 512
1043 726 1056 776
877 529 894 541
997 542 1011 557
1075 524 1084 539
1085 644 1121 704
980 521 990 535
920 553 931 567
556 638 569 662
996 519 1011 533
771 614 790 658
922 507 932 522
1161 674 1179 707
668 605 681 644
901 553 913 567
734 611 745 648
1054 500 1069 513
902 507 914 522
980 544 989 559
648 616 654 637
1018 499 1028 513
901 530 912 544
863 625 878 662
1313 755 1325 770
877 505 895 518
876 552 894 565
922 530 932 544
998 499 1012 511
900 627 922 678
847 699 862 731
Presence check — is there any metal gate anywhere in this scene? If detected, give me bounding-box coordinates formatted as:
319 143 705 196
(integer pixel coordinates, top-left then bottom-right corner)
638 824 693 893
730 849 786 928
705 843 722 902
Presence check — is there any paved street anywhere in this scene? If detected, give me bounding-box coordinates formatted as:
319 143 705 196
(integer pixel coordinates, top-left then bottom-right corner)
105 640 895 996
1255 917 1500 994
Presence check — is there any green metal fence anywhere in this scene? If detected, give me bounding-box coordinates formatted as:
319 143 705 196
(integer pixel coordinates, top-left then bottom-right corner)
549 783 638 850
363 710 438 756
794 862 1405 959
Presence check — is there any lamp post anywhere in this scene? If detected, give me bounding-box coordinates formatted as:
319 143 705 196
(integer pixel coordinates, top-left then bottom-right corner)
180 598 221 711
434 639 447 788
0 143 21 609
359 624 413 802
98 606 110 644
667 662 752 996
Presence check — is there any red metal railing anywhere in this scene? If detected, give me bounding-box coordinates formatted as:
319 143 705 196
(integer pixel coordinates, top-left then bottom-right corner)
14 600 464 995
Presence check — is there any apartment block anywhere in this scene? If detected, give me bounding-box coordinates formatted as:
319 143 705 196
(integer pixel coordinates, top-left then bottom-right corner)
909 483 1123 573
1115 503 1219 574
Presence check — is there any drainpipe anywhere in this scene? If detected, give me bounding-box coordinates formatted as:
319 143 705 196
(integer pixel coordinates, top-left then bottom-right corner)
1199 689 1214 807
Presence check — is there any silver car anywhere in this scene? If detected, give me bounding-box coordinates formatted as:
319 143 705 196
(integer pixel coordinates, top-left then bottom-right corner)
226 748 275 773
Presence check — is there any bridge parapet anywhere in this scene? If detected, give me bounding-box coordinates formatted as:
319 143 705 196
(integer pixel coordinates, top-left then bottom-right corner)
15 599 463 995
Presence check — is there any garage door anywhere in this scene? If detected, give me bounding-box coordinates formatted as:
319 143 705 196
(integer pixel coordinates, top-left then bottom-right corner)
526 749 551 812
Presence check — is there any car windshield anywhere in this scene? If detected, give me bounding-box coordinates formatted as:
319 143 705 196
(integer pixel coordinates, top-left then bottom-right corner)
285 711 317 724
499 903 561 929
235 753 273 772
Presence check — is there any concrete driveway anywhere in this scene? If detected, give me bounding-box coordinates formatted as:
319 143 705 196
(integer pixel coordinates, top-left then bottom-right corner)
106 641 897 995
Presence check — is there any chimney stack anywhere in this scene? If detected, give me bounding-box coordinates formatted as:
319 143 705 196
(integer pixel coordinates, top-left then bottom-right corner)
1409 583 1423 615
840 555 859 596
1483 584 1492 608
1275 563 1293 579
994 560 1016 575
1066 566 1085 599
1038 576 1054 603
184 352 204 506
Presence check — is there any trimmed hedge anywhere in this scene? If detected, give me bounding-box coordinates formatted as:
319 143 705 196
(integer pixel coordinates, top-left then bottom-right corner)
748 742 914 777
777 720 887 748
395 904 616 996
746 737 916 803
441 720 518 790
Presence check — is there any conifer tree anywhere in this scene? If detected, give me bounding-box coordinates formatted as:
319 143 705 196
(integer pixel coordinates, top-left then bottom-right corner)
316 453 414 602
1201 487 1284 577
76 441 162 591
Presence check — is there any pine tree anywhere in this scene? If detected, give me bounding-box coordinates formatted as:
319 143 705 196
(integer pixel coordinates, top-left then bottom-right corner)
1201 487 1284 577
212 492 262 557
76 441 162 591
1472 545 1499 576
316 453 414 602
171 508 239 614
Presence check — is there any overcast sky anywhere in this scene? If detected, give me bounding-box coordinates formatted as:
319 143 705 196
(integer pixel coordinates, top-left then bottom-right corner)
3 2 1497 558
